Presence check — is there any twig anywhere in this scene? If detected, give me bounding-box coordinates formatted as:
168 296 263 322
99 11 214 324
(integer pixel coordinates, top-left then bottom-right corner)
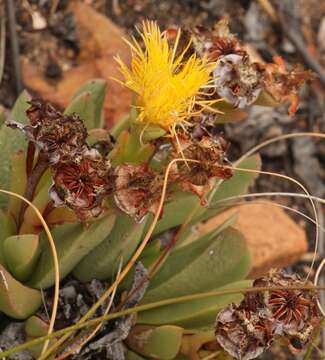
0 1 6 84
18 153 49 228
256 0 325 88
5 0 22 94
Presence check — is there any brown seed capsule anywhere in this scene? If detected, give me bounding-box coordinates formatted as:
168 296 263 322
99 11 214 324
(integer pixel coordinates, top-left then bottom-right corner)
174 134 233 203
216 269 320 359
213 54 263 108
114 164 165 222
49 149 113 220
8 99 88 164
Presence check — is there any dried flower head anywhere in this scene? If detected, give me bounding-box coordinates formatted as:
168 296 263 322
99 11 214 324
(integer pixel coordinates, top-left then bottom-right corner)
254 269 320 352
49 149 113 220
114 164 165 222
174 134 233 202
116 21 215 134
216 269 320 359
216 304 274 360
213 54 263 108
8 99 88 164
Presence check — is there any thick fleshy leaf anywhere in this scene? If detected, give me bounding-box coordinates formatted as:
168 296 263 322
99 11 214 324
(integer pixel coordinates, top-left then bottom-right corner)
0 212 16 266
25 315 49 337
0 265 41 319
254 90 281 107
25 316 52 358
73 213 147 281
19 171 52 234
0 92 30 206
138 280 251 329
3 234 41 282
7 151 27 221
126 351 146 360
28 214 116 289
10 90 31 124
142 227 251 303
64 91 95 131
127 325 183 360
215 101 248 123
72 79 107 128
110 129 155 166
153 193 198 235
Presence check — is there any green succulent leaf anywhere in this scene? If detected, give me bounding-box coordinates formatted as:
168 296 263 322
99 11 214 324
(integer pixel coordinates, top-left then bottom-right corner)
73 213 147 281
153 193 199 235
138 280 251 329
10 90 31 124
3 234 41 282
72 79 107 128
7 151 27 221
126 351 146 360
0 91 30 207
25 316 53 358
28 214 116 289
64 91 96 132
142 227 251 303
127 325 183 360
254 90 281 107
0 264 41 319
110 127 155 166
20 170 52 234
0 212 16 266
25 315 49 337
215 101 248 123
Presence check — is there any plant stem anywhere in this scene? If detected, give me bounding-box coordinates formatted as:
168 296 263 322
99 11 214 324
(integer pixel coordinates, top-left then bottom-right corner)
18 152 49 229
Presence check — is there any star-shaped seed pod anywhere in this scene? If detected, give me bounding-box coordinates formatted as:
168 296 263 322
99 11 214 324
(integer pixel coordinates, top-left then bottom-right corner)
215 269 320 359
49 149 113 220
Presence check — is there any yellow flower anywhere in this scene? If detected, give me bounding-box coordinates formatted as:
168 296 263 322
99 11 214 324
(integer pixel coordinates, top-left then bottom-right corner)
116 21 214 133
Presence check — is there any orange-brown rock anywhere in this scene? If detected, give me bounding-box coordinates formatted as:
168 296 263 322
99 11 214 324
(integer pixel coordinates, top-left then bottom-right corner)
195 201 308 278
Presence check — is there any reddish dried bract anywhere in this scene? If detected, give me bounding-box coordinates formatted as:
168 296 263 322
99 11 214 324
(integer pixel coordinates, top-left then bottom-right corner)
50 150 113 220
114 164 165 222
261 57 314 115
175 135 233 203
216 269 320 359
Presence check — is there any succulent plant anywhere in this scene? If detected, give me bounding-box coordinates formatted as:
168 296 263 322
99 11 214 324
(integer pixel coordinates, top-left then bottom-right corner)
0 19 317 360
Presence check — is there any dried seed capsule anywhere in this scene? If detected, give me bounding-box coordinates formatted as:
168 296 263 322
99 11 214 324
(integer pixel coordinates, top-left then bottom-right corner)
114 164 165 222
49 149 113 220
8 99 88 164
216 269 320 359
